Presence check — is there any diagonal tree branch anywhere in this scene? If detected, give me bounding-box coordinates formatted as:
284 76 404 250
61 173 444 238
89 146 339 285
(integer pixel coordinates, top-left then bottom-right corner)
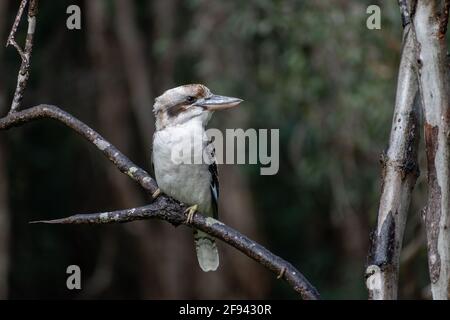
5 0 27 48
0 105 158 196
30 201 319 299
0 105 320 300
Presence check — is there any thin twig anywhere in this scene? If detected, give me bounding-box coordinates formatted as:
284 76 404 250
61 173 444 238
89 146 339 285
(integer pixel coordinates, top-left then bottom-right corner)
0 105 320 300
29 200 319 299
5 0 27 48
7 0 38 114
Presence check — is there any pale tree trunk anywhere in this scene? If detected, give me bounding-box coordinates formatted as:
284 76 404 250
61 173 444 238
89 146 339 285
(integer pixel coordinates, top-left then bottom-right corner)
414 0 450 300
366 11 421 298
0 0 10 300
367 0 450 300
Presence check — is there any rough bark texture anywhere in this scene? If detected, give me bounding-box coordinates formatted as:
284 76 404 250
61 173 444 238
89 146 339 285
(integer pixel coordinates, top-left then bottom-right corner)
414 0 450 300
366 15 421 299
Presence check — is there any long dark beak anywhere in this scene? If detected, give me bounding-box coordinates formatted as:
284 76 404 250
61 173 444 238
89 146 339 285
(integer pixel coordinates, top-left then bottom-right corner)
194 95 243 111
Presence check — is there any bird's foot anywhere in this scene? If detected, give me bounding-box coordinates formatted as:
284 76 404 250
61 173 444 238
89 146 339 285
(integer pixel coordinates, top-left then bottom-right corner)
152 188 161 199
184 204 198 224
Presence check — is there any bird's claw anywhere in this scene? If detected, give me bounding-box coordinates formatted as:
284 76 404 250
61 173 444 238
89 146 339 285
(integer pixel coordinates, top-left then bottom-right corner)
185 204 198 224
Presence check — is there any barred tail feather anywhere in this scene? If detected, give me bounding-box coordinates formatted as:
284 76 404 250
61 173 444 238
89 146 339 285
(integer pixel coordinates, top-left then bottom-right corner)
194 230 219 272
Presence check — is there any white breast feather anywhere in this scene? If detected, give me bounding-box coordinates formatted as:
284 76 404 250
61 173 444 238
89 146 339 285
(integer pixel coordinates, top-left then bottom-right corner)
153 119 213 215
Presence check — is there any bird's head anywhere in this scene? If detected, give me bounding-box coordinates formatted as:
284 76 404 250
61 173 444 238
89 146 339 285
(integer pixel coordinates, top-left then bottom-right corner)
153 84 242 130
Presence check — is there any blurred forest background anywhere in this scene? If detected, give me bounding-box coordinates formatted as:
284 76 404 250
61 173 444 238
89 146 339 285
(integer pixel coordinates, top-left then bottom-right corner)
0 0 432 299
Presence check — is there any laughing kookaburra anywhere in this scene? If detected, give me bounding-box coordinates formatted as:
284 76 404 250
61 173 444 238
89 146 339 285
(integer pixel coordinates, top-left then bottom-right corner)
152 84 242 272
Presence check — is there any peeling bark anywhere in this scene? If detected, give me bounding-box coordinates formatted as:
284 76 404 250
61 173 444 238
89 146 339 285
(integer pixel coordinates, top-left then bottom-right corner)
366 7 421 298
414 0 450 300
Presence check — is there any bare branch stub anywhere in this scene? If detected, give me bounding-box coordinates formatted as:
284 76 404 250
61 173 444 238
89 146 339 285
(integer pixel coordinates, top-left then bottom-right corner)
0 105 320 299
7 0 38 114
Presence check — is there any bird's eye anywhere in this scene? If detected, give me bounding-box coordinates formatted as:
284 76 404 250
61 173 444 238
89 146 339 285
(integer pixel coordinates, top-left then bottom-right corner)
186 96 196 104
